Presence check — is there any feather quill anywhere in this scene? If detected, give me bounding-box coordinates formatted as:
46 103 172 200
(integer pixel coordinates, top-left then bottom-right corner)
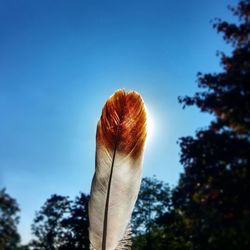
88 89 147 250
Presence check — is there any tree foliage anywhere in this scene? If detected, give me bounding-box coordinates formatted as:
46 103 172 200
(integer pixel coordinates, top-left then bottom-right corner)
131 177 171 249
172 1 250 249
0 188 21 250
30 193 89 250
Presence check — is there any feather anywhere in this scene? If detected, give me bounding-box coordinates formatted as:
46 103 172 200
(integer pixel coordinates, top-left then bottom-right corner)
88 89 147 250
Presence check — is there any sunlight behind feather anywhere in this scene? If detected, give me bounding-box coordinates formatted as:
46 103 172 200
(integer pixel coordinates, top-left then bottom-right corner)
145 106 155 145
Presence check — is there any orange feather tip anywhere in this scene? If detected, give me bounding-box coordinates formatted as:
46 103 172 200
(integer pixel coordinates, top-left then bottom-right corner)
97 89 147 159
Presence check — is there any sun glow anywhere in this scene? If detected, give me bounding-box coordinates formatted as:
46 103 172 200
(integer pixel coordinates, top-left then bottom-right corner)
146 107 155 144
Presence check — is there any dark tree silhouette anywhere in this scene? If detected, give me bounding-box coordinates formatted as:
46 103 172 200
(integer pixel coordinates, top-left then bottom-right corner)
131 177 171 250
60 193 89 249
171 1 250 249
156 209 192 250
30 195 71 250
30 193 89 250
0 188 21 250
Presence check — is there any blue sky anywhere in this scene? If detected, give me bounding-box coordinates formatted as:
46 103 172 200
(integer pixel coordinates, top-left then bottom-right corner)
0 0 237 244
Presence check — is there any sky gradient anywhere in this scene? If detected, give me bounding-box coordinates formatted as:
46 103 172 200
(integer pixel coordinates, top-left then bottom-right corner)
0 0 237 244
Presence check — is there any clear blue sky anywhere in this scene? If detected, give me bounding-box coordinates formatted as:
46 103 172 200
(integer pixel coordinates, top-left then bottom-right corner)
0 0 237 244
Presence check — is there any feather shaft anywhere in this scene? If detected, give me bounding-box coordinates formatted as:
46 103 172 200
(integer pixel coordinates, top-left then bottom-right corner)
102 132 118 250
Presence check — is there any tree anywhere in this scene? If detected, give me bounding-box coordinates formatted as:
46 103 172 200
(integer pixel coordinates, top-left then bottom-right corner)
30 194 71 250
60 193 89 249
0 188 21 250
30 193 89 250
131 177 171 249
172 1 250 249
156 210 192 250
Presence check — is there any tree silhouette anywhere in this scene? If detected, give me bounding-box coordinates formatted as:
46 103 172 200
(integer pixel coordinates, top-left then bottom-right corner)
131 177 171 249
172 1 250 249
156 209 192 250
0 188 21 250
60 193 89 249
30 195 71 250
30 193 89 250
